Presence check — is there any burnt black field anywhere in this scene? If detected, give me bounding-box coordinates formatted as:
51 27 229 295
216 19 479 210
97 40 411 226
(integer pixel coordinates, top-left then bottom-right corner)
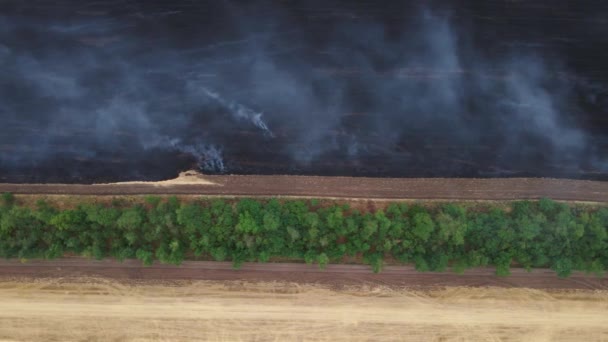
1 0 607 183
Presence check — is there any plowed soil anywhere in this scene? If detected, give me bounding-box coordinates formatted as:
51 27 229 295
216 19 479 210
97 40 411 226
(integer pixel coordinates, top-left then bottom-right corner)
1 259 606 290
1 175 607 202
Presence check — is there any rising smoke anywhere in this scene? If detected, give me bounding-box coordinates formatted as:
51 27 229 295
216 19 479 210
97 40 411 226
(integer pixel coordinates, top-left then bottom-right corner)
0 1 606 181
201 88 274 137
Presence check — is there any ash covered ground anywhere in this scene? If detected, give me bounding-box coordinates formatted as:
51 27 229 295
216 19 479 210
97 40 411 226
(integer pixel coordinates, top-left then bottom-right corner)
1 0 607 183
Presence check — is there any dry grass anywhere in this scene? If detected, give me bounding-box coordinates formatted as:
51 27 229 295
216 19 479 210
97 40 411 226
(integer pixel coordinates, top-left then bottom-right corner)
97 170 219 187
0 278 606 341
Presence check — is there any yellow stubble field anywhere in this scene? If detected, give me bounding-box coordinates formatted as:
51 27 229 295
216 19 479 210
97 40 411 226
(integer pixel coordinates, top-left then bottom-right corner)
0 278 606 342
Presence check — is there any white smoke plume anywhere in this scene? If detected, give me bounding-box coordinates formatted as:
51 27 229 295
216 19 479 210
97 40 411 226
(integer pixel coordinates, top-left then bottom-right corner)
166 138 225 172
145 137 226 173
201 88 274 137
169 138 226 172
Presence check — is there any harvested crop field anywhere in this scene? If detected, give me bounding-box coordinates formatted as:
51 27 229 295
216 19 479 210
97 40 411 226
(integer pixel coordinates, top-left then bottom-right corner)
1 173 607 202
0 277 607 341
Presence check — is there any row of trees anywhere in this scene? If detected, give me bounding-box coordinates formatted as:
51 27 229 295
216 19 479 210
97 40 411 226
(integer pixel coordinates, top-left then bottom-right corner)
0 193 607 277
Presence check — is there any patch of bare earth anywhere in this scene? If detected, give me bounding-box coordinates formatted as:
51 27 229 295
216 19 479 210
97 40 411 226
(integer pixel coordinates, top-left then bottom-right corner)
0 277 606 341
96 170 218 187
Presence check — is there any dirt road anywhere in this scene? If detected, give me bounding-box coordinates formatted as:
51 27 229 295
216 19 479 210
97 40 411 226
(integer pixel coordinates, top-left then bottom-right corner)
1 259 606 290
1 175 607 202
0 277 607 341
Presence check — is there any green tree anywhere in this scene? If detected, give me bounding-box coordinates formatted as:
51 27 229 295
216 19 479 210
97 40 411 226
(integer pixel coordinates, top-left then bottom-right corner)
412 212 434 241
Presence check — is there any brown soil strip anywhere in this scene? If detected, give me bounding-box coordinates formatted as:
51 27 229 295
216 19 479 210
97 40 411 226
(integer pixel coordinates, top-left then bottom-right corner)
1 175 607 202
1 258 606 290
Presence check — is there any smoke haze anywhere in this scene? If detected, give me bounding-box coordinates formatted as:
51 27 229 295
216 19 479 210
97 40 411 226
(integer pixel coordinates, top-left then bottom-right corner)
0 0 607 182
